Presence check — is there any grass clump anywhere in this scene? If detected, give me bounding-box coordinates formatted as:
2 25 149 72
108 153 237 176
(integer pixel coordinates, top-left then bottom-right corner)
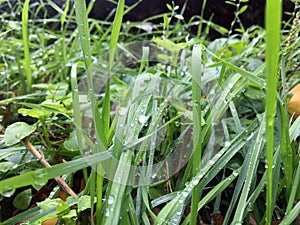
0 0 300 224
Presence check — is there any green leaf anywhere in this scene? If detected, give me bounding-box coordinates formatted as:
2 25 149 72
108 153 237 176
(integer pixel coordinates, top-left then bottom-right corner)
166 3 172 11
244 85 265 99
63 132 79 151
13 189 32 210
18 108 51 119
4 122 36 145
40 102 68 113
62 209 77 219
78 195 96 213
38 198 69 216
0 161 17 173
238 5 248 14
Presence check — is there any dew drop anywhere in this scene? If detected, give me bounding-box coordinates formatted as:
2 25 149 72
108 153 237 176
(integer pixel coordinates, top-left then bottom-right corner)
105 209 110 217
224 141 231 147
138 115 148 124
119 107 128 116
182 192 189 197
108 195 114 205
207 160 215 166
2 186 15 198
215 153 222 158
197 174 203 179
232 171 239 176
192 179 199 186
228 83 234 89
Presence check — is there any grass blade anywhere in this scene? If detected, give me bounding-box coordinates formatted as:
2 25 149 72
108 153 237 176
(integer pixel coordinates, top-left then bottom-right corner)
232 114 266 223
22 0 32 93
190 44 203 225
0 151 112 195
265 0 281 223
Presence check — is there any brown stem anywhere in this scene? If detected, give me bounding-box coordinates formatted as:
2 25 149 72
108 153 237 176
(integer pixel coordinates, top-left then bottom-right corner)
23 138 79 199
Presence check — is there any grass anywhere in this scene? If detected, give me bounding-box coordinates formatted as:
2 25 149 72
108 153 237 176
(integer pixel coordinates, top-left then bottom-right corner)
0 0 300 224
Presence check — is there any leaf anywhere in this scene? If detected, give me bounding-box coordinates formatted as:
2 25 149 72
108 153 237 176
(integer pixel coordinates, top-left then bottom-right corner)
4 122 36 145
40 102 68 114
18 108 51 119
63 132 79 151
238 5 248 14
13 189 32 210
0 161 17 173
166 3 172 11
244 85 265 99
37 198 69 216
78 195 96 213
287 84 300 118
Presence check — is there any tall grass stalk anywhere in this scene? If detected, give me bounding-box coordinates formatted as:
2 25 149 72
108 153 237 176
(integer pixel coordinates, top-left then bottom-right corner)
22 0 32 93
265 0 281 224
190 44 203 224
73 0 107 223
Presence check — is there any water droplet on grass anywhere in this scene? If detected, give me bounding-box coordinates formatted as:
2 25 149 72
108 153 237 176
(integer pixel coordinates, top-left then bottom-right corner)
119 107 128 116
138 115 148 124
182 192 189 197
232 171 239 176
192 178 199 185
2 186 15 198
108 195 114 205
224 141 231 147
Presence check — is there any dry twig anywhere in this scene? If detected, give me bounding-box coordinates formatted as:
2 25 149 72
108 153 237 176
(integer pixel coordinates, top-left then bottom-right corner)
23 138 79 199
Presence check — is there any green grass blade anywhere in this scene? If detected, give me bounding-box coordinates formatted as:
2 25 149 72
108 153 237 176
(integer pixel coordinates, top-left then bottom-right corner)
278 99 293 196
280 201 300 225
265 0 281 223
232 114 266 223
109 0 124 71
190 44 203 225
103 0 124 136
22 0 32 93
0 151 111 195
73 0 107 149
71 64 84 153
157 119 258 224
182 167 241 225
286 148 300 213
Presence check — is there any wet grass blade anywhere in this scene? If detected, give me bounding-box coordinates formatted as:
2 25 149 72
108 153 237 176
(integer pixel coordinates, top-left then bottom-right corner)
232 114 266 223
286 147 300 214
0 151 112 194
265 0 281 223
190 44 203 225
156 119 258 224
22 0 32 93
280 201 300 225
182 167 241 225
109 0 124 70
279 100 293 196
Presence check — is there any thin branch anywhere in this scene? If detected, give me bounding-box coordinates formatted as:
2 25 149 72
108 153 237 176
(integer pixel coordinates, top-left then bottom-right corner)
23 138 79 199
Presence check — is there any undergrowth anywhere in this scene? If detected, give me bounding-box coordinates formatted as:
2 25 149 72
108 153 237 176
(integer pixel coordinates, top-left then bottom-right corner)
0 0 300 224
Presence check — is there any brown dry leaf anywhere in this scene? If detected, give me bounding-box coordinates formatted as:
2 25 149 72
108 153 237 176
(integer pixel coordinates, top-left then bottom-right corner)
249 212 257 225
41 218 59 225
287 84 300 119
210 213 224 225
